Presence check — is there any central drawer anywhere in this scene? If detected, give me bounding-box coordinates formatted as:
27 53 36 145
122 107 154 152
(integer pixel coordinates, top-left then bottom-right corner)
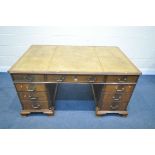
46 75 105 83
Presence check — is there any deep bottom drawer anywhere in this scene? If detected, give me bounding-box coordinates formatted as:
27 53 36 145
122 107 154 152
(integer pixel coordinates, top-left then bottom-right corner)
101 100 129 111
21 101 50 110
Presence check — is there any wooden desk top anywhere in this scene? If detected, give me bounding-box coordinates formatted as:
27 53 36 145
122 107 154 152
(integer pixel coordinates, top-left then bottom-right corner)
9 45 141 75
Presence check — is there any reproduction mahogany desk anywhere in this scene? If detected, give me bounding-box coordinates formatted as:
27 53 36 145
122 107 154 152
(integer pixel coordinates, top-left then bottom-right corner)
9 45 141 116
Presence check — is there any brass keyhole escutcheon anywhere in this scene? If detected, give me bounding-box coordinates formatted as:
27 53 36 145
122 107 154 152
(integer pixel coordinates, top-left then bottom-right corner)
56 75 65 82
73 76 78 82
88 76 96 82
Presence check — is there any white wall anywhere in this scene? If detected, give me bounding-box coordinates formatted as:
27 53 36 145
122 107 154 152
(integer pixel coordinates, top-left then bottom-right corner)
0 26 155 74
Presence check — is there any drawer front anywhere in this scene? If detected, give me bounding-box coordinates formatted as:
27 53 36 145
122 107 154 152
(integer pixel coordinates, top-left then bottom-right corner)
103 84 135 94
12 74 44 82
18 92 49 101
47 75 105 83
101 93 132 104
15 84 47 92
21 101 50 110
106 75 138 83
101 101 128 111
100 95 131 111
100 92 133 111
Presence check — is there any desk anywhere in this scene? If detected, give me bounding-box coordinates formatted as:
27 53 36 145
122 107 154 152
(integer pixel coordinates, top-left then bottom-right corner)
9 45 141 116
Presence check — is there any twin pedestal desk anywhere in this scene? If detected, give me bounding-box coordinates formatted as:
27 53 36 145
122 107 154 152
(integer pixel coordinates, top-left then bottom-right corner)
9 45 141 117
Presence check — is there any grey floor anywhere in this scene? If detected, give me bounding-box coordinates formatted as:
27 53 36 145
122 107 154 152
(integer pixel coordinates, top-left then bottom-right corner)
0 72 155 129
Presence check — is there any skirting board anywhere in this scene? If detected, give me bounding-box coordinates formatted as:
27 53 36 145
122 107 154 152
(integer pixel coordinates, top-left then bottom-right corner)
0 66 155 75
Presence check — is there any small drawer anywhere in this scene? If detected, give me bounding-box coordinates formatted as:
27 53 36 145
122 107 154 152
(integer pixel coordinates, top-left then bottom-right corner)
46 74 105 83
106 75 138 83
18 92 49 101
21 101 50 110
12 74 44 82
101 94 132 104
103 84 135 94
15 84 47 92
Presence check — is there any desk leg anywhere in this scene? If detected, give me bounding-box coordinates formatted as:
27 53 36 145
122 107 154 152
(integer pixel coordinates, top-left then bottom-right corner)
46 83 58 115
48 83 58 109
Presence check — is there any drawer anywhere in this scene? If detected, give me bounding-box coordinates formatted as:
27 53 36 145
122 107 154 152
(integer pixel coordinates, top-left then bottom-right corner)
12 74 44 82
18 92 49 101
101 93 132 104
21 101 50 110
46 75 105 83
106 75 138 83
100 93 132 111
100 92 133 111
101 100 128 111
15 84 47 92
102 84 135 94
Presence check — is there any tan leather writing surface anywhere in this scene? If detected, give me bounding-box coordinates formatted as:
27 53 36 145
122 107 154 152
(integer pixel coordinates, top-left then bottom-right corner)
9 45 141 75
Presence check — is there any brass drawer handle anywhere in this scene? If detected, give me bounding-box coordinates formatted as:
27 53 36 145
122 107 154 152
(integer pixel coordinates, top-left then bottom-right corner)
27 89 36 92
110 101 120 110
31 103 41 109
112 94 121 101
118 76 127 82
88 76 96 82
73 76 78 82
112 98 120 101
24 75 34 82
118 79 127 82
116 87 124 92
110 104 119 110
116 89 124 92
29 97 38 100
27 85 36 92
56 76 65 82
